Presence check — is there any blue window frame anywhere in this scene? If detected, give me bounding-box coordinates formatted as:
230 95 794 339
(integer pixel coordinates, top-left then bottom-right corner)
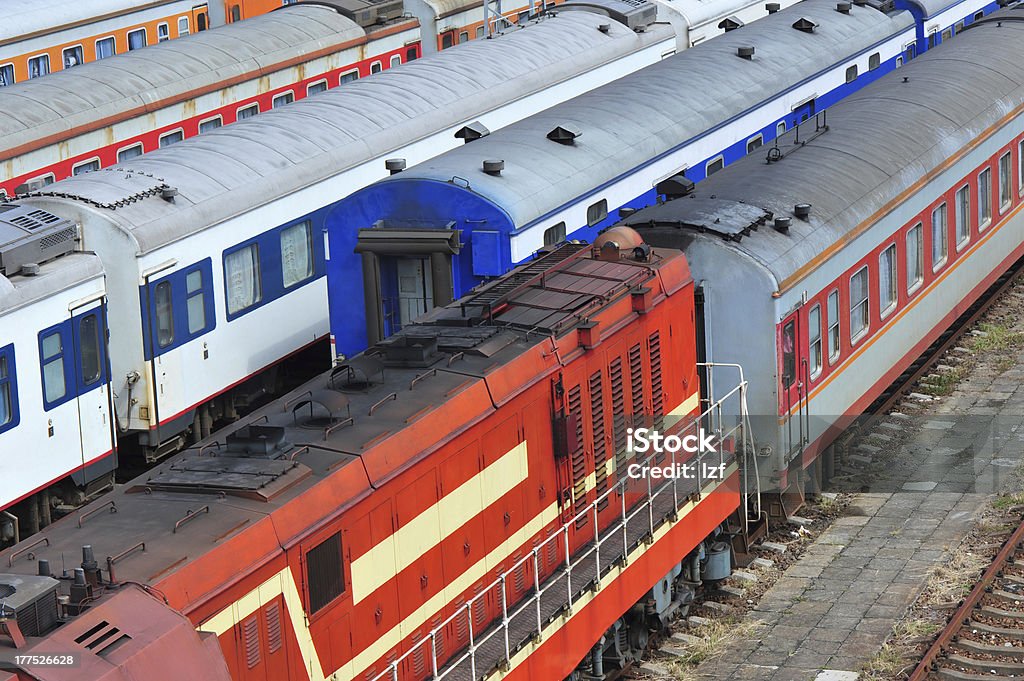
38 307 108 411
0 344 19 434
223 217 325 321
142 258 216 359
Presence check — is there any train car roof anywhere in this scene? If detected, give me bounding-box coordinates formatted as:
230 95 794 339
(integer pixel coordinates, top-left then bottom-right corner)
2 0 185 42
0 252 104 315
359 0 912 231
622 7 1024 290
0 243 681 618
12 10 668 254
0 5 373 158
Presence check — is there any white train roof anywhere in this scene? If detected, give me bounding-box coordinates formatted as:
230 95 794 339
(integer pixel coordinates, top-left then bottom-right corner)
0 5 369 159
0 252 104 314
369 0 913 228
623 9 1024 287
1 0 184 43
15 10 668 253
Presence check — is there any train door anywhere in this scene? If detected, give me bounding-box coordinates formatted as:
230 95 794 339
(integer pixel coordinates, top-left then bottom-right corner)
69 300 114 470
192 4 209 31
792 98 815 127
393 258 433 333
778 310 807 459
904 41 917 62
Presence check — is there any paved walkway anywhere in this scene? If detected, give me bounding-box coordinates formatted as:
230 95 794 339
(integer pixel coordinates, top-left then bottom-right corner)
691 359 1024 680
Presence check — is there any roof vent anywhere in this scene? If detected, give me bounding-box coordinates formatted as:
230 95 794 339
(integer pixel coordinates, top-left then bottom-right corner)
836 1 852 12
482 159 504 176
619 207 637 219
330 355 384 392
225 424 292 459
0 575 61 637
160 185 178 202
792 17 818 32
598 23 610 32
766 2 780 12
0 206 77 276
656 174 695 199
737 46 755 59
719 16 744 31
21 262 40 276
455 121 490 143
794 203 811 220
385 158 406 175
547 125 582 145
774 217 792 233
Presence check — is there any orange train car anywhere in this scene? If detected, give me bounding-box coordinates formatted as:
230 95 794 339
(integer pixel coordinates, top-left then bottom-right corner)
0 234 749 681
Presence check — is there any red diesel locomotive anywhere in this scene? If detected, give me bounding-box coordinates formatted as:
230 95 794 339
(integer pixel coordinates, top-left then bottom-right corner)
0 232 747 681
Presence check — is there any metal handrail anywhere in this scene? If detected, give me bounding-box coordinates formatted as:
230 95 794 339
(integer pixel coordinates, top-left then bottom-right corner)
370 372 749 681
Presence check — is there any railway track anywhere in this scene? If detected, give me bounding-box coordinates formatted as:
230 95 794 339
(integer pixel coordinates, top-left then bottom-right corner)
908 516 1024 680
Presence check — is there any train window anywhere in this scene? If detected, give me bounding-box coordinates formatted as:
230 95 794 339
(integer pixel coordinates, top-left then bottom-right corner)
306 532 345 614
307 80 328 96
895 56 903 69
230 5 241 22
178 17 190 36
999 152 1012 212
879 245 897 318
159 130 184 147
931 202 948 271
975 11 984 20
154 282 174 347
224 244 262 314
808 305 822 379
781 321 795 389
198 13 208 31
850 266 869 342
904 43 916 61
442 33 454 49
340 70 358 85
40 331 67 404
907 223 923 294
117 144 144 162
827 290 840 363
72 159 100 176
28 55 50 79
954 184 970 249
941 28 952 42
236 103 259 120
776 121 786 137
978 168 992 230
0 346 14 429
407 47 418 61
543 222 566 246
79 314 102 385
476 26 485 38
1019 141 1024 196
586 199 608 226
62 46 83 69
272 92 294 108
127 29 147 51
96 37 115 59
370 61 382 74
845 64 858 83
199 117 222 134
868 52 880 70
706 157 724 176
186 269 207 334
157 23 169 42
460 31 470 44
0 64 12 87
955 21 964 33
746 135 763 153
25 175 55 192
390 55 401 68
281 221 314 288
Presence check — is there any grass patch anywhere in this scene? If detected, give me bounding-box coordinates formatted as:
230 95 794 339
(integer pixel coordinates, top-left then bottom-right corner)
995 355 1017 373
993 492 1024 510
919 365 970 396
969 323 1024 353
861 619 940 680
663 618 759 677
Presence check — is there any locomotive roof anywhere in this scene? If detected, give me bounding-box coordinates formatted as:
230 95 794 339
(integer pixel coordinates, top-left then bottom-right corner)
621 6 1024 290
2 0 184 43
362 0 913 231
11 11 668 255
0 243 680 618
0 252 104 315
0 5 372 158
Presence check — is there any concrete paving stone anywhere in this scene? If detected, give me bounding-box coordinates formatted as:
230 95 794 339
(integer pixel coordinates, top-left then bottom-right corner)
717 585 746 598
807 627 851 643
797 637 844 656
772 666 822 681
790 601 831 618
728 665 780 680
781 650 835 670
854 618 895 635
670 632 703 646
834 641 879 660
638 661 672 677
826 602 873 619
817 616 862 631
751 557 776 570
762 541 789 554
733 570 759 584
687 615 712 627
787 564 826 579
902 480 938 491
814 670 860 680
703 600 734 614
818 567 862 582
803 588 843 603
746 649 795 666
865 603 905 619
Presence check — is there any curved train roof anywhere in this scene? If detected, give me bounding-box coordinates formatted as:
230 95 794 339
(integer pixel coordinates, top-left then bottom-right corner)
621 6 1024 289
0 5 370 158
14 9 667 254
1 0 183 43
362 0 913 230
0 253 104 314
